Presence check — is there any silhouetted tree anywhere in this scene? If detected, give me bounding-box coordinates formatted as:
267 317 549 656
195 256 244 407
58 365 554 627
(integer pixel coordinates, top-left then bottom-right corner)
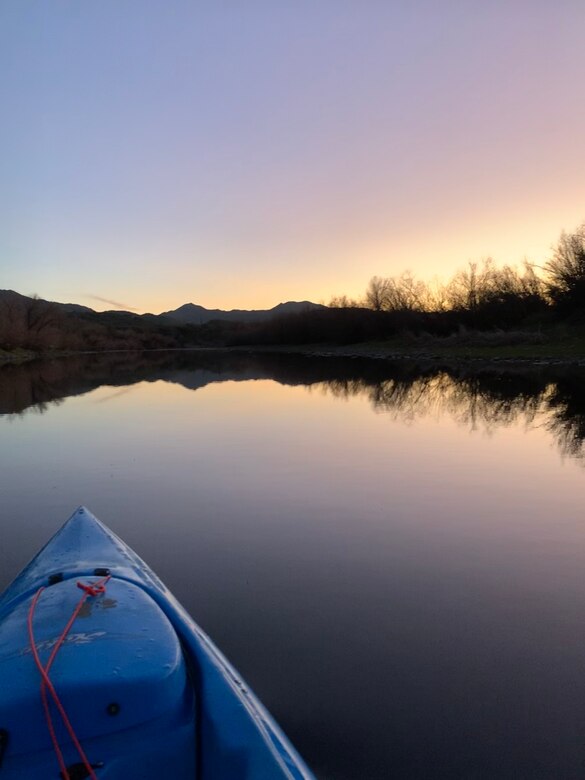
328 294 361 308
365 272 429 313
365 276 390 311
545 224 585 312
446 260 491 314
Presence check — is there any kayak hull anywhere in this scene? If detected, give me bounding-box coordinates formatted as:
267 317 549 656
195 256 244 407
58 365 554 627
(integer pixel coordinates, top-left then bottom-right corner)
0 507 314 780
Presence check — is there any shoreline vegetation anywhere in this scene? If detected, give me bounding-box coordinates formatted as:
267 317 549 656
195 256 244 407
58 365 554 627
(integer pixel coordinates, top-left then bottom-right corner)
2 336 585 368
2 223 585 366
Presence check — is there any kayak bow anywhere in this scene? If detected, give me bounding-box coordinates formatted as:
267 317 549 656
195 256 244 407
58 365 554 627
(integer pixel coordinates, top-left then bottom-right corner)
0 507 315 779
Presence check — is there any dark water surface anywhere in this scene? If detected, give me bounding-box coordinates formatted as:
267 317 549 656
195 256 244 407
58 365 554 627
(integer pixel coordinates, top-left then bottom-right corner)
2 351 585 779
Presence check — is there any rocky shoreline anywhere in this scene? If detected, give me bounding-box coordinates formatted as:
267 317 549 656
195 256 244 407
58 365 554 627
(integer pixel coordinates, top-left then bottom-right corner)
234 343 585 369
2 343 585 369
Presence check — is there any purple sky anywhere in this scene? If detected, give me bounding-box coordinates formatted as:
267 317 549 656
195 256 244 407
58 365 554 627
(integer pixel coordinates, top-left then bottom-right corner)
2 1 584 313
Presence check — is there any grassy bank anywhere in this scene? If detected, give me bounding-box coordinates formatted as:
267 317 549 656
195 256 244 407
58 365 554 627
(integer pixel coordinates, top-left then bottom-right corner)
3 328 585 367
249 328 585 365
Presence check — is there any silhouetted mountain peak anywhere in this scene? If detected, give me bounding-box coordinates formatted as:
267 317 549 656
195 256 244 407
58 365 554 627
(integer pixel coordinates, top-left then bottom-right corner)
160 300 326 325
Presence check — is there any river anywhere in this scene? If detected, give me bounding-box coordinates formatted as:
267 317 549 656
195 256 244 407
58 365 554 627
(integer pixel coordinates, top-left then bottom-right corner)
1 351 585 779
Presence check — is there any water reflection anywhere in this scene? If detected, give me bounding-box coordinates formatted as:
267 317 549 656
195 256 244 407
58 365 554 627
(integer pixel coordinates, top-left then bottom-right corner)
2 351 585 460
321 367 585 460
3 351 585 779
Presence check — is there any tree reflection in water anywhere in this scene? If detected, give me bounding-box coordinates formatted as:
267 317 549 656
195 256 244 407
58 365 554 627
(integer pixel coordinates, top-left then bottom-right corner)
1 351 584 460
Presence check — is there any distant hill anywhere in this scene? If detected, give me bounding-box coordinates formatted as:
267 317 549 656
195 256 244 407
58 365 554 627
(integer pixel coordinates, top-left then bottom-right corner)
57 302 97 315
0 289 185 353
160 300 326 325
0 290 325 323
0 290 333 353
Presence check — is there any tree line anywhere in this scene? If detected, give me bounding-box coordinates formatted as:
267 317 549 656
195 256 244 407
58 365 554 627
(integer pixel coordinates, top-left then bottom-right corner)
1 222 584 353
332 222 585 324
230 222 585 346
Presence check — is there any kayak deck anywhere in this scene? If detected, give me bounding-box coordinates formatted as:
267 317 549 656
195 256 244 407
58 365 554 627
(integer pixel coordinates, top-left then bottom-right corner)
0 577 196 777
0 508 314 780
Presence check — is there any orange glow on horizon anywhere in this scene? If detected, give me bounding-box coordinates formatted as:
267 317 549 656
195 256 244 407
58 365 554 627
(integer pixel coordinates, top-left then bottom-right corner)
79 207 585 315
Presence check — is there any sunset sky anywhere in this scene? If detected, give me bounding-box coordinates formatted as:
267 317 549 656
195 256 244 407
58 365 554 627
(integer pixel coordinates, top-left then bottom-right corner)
2 1 584 314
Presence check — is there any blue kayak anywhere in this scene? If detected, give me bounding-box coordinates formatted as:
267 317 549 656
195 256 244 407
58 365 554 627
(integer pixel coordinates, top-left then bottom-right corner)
0 507 315 779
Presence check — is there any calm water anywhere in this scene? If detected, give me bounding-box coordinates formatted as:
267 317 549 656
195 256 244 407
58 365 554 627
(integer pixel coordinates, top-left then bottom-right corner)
2 351 585 779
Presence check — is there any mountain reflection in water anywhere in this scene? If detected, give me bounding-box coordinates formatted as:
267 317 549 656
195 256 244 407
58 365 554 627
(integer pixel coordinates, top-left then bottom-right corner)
3 349 585 779
1 350 585 461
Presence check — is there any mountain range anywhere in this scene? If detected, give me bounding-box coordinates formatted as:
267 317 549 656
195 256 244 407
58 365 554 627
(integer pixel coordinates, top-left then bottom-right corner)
0 289 335 353
159 300 325 324
0 290 325 324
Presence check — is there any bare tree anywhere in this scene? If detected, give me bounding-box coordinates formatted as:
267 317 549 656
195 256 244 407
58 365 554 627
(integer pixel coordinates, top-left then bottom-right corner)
365 276 390 311
365 272 429 312
26 296 60 337
545 224 585 309
328 294 360 308
0 293 64 350
420 276 449 312
446 261 486 311
388 271 427 311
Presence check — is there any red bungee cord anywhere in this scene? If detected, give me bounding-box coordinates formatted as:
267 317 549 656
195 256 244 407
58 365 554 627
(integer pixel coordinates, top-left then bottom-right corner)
27 575 111 780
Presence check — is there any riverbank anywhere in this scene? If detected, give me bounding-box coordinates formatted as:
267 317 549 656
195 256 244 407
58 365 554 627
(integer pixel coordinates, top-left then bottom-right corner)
238 334 585 367
2 334 585 368
0 348 39 364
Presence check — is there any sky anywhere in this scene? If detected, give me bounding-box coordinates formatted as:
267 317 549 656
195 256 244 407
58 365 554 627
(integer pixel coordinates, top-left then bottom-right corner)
1 1 584 314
